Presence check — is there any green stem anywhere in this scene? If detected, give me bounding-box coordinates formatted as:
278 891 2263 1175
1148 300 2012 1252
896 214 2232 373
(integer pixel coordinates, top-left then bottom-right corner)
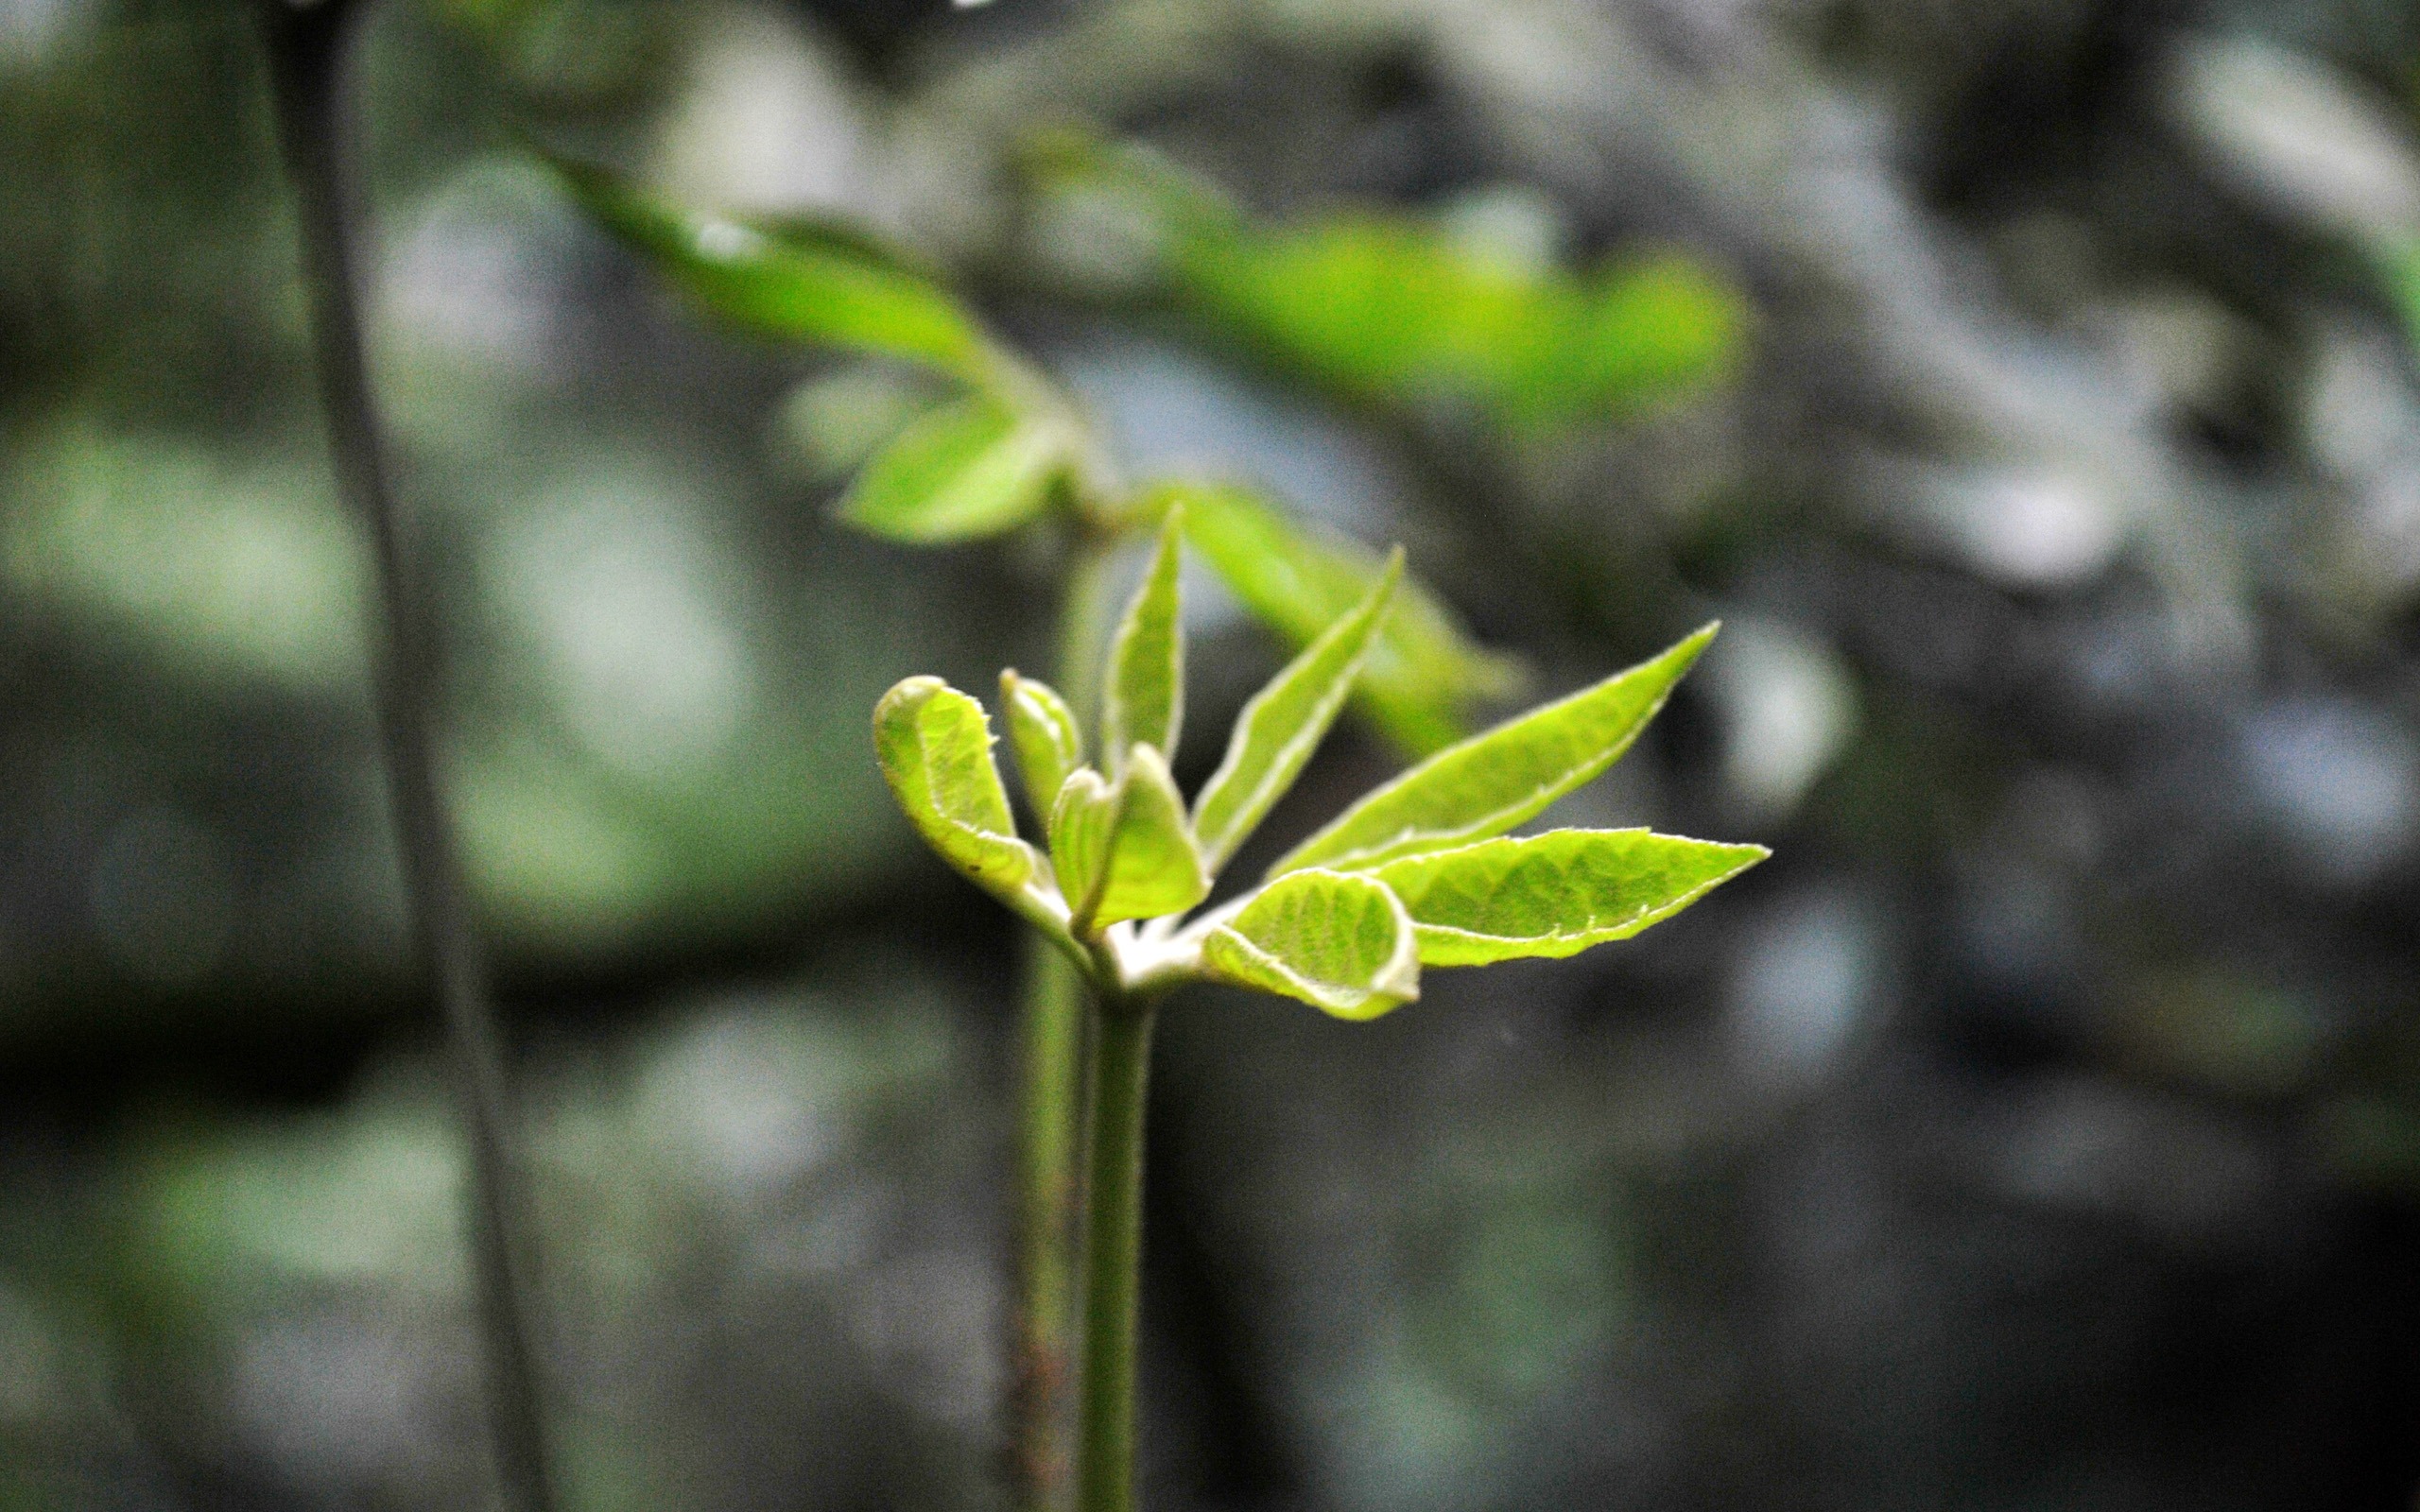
1009 943 1083 1499
1075 990 1157 1512
1010 531 1123 1508
257 7 557 1509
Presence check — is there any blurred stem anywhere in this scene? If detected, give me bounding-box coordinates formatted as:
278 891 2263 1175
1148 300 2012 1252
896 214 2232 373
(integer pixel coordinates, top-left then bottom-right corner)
257 6 558 1510
1074 989 1157 1512
1011 529 1123 1509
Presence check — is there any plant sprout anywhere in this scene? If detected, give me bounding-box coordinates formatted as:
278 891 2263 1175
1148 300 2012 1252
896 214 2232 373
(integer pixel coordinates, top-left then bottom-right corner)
554 139 1752 1511
552 152 1530 1506
875 504 1766 1512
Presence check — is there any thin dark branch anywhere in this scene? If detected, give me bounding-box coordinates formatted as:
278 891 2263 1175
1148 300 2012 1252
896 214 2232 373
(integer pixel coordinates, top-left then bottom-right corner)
255 5 559 1507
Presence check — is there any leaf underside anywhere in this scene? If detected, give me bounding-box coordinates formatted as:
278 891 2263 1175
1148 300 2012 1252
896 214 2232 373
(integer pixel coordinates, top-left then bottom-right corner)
1373 829 1768 966
1202 868 1420 1020
1271 624 1719 877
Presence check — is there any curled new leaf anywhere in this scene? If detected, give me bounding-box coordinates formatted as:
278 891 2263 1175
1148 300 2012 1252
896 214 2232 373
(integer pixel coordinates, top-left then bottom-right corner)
1373 830 1768 966
873 677 1038 902
1191 551 1401 872
1271 625 1718 877
546 152 995 381
1001 670 1083 814
1201 868 1420 1020
1171 482 1520 755
1053 748 1212 934
1048 766 1118 920
838 397 1066 542
1101 507 1185 769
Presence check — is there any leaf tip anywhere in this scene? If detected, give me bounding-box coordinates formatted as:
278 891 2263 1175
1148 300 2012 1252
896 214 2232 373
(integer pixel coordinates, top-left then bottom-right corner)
874 673 946 719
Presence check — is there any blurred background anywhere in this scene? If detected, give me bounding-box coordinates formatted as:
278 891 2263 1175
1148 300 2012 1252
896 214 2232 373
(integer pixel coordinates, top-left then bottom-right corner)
6 0 2420 1505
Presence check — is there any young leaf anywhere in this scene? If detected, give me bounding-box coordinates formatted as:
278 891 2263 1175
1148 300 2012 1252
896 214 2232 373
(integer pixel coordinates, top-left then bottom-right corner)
1048 766 1118 919
1270 625 1718 876
545 153 994 381
873 677 1038 899
1053 749 1212 934
1171 483 1521 755
1190 551 1402 873
1092 746 1213 929
1372 829 1768 966
1001 670 1083 814
1100 507 1185 769
837 397 1066 543
1201 869 1420 1020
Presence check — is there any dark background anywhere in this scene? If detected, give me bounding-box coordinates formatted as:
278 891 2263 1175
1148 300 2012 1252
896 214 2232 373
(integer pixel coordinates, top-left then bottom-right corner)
4 0 2420 1506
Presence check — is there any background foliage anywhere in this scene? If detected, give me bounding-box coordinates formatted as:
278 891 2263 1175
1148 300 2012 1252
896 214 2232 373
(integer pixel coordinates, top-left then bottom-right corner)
4 0 2420 1507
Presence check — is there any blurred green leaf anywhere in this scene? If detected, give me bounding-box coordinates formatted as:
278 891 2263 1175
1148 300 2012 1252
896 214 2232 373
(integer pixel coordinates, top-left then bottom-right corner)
1511 255 1750 429
1031 137 1748 431
1001 670 1084 815
1272 625 1716 876
1052 747 1210 932
1372 829 1767 966
777 367 941 484
873 677 1039 904
836 397 1066 542
545 153 997 381
1168 482 1522 755
1202 868 1420 1019
1192 550 1400 871
1102 507 1186 768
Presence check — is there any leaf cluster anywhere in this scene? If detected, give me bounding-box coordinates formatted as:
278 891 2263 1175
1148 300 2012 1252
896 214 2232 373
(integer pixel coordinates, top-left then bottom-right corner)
547 151 1512 754
874 510 1767 1019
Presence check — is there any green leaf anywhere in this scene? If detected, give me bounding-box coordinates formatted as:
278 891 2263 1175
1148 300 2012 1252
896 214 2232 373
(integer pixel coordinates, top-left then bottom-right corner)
1270 625 1718 876
1030 139 1746 434
1181 216 1551 404
1554 254 1747 419
1172 483 1521 755
1052 747 1212 933
1190 550 1401 873
1000 670 1083 815
1047 766 1117 919
1201 869 1420 1020
1101 507 1185 769
1373 829 1767 966
873 677 1037 900
837 397 1066 543
545 152 995 381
